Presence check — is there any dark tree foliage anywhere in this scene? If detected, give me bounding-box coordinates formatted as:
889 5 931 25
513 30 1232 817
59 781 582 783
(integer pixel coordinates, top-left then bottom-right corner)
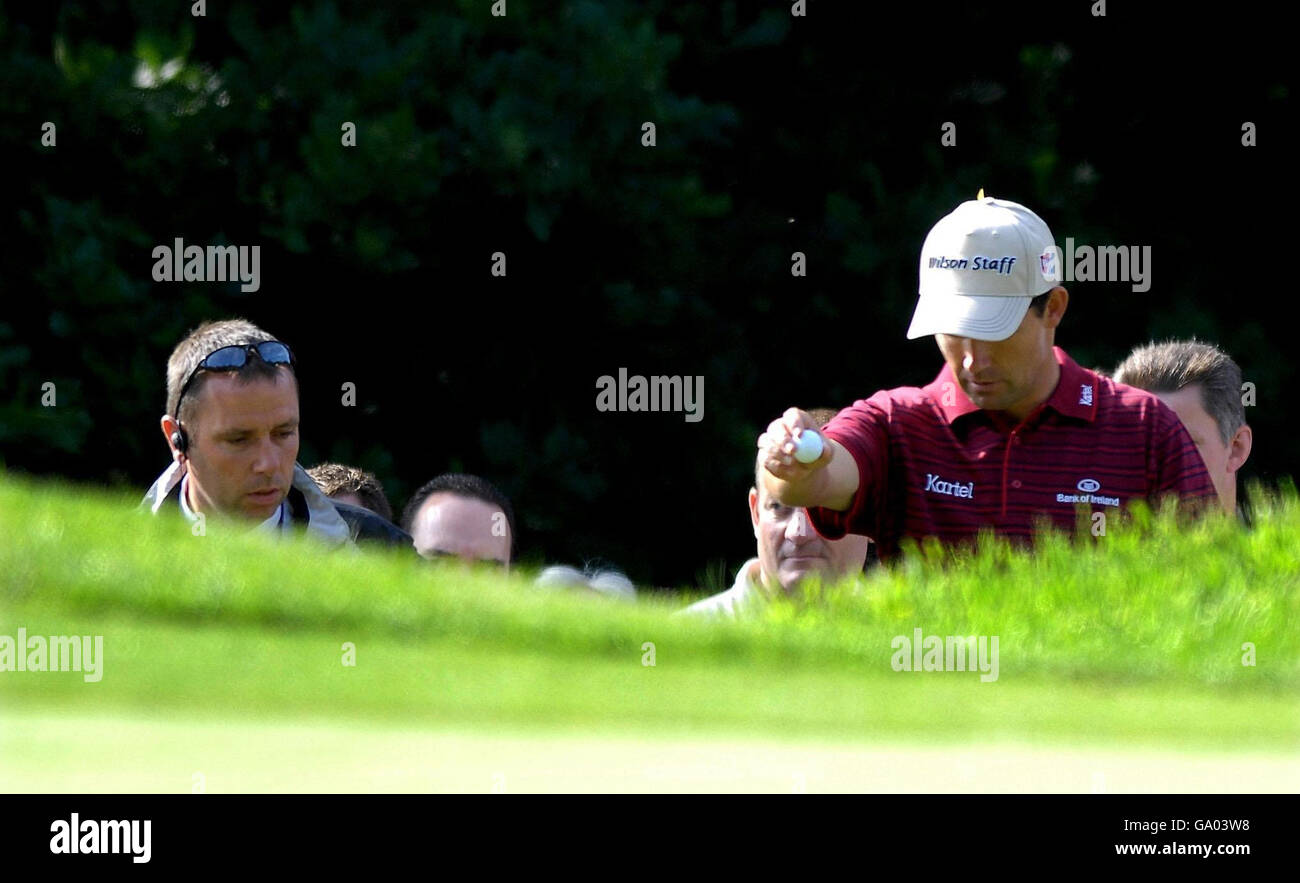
1 1 1291 588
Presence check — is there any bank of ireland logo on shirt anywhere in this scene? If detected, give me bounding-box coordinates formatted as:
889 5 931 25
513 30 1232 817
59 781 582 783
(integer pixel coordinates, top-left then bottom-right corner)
1057 478 1119 506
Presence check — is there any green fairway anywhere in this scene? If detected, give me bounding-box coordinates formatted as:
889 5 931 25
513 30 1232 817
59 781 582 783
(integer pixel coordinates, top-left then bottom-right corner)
1 472 1298 791
6 710 1299 793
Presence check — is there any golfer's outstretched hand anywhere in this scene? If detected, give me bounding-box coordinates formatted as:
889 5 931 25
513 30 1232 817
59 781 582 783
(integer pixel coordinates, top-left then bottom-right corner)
757 407 830 483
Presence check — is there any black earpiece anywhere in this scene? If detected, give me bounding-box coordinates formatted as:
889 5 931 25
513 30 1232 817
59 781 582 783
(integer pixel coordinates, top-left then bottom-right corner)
171 426 189 456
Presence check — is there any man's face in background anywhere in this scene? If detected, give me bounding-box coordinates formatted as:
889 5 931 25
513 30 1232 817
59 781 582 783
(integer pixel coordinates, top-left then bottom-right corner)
410 492 512 570
172 370 300 522
1155 383 1251 513
749 479 870 597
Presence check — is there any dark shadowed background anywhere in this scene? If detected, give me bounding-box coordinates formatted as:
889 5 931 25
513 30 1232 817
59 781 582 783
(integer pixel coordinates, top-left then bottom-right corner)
2 1 1292 588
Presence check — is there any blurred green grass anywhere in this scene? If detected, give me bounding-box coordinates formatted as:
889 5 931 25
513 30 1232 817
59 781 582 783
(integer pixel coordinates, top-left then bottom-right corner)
1 471 1297 752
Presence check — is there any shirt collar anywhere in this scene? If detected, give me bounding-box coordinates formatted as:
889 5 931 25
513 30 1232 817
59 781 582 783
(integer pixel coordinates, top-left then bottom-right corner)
925 346 1099 425
1041 347 1100 422
924 364 980 424
734 558 772 604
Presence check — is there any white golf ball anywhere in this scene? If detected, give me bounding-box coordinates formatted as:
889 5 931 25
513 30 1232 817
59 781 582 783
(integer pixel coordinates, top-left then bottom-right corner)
793 429 823 463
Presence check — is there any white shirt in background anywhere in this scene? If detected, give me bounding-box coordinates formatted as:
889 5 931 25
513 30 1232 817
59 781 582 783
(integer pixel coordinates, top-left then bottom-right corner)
680 558 771 618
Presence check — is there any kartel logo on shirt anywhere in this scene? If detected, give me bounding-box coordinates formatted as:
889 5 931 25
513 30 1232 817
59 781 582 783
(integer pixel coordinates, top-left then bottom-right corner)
924 473 975 499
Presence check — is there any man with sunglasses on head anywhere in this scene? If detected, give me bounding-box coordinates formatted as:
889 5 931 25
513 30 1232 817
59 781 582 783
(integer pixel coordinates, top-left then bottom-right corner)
141 318 412 548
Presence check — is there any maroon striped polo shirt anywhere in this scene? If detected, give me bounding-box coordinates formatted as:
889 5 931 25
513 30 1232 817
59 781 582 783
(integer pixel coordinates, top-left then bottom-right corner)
808 346 1216 562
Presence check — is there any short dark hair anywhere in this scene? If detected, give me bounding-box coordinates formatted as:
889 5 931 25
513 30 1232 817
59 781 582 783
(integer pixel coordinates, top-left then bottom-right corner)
165 318 295 429
306 463 394 522
1113 339 1245 446
1028 290 1050 316
401 473 517 560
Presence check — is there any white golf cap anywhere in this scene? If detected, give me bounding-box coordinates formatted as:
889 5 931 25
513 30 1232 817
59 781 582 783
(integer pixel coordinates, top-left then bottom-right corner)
907 194 1060 341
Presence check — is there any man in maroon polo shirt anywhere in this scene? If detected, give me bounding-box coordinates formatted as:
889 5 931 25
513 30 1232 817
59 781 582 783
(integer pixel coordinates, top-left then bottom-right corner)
758 195 1216 562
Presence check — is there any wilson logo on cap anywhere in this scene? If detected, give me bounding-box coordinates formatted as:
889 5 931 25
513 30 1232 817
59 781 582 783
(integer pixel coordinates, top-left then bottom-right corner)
927 255 1018 275
909 196 1059 342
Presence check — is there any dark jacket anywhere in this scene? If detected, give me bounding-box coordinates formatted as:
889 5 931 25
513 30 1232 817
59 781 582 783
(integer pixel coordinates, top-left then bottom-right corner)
290 491 414 549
